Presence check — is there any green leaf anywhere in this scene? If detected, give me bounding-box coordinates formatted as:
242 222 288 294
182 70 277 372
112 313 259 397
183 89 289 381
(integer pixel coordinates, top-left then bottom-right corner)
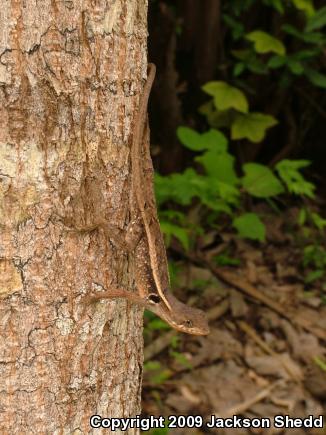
233 213 266 242
275 159 315 198
232 112 278 142
177 127 202 151
282 24 325 44
306 6 326 31
304 68 326 89
292 49 320 60
268 55 287 69
177 127 228 152
202 81 249 113
287 58 304 75
214 180 240 204
242 163 285 198
233 62 246 76
155 169 200 206
201 198 232 214
263 0 284 13
201 129 229 152
311 212 326 230
246 30 286 55
160 221 190 251
196 151 238 185
291 0 315 17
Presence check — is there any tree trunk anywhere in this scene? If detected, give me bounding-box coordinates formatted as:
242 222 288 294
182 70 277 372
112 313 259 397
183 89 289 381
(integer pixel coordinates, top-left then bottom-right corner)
0 1 148 432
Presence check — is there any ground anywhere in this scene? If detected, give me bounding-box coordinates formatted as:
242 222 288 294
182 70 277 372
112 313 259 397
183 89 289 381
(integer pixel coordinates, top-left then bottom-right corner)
142 205 326 435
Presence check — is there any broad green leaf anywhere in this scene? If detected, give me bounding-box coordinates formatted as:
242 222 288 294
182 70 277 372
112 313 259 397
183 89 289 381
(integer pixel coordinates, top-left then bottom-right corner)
305 68 326 89
291 0 315 17
202 81 249 113
232 112 278 142
306 6 326 31
233 213 266 242
201 129 228 152
177 127 228 152
155 169 200 205
177 127 202 151
196 151 239 185
242 163 284 197
246 30 286 55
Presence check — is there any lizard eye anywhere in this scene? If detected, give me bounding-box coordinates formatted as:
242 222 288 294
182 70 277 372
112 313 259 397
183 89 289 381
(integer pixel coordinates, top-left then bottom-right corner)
148 294 161 304
184 319 193 328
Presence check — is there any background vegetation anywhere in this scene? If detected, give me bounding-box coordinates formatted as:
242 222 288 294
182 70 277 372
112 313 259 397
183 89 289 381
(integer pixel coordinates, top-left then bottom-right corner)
143 1 326 432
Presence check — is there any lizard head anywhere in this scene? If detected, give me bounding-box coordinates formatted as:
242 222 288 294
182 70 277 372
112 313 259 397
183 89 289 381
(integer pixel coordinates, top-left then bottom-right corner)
147 292 210 336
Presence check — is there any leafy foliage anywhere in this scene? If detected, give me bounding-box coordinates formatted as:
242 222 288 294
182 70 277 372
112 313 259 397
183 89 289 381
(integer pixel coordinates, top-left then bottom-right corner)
202 81 249 113
155 0 326 246
242 163 284 198
201 83 278 143
275 160 315 198
231 113 278 142
302 244 326 284
156 125 316 243
246 30 286 55
233 213 266 242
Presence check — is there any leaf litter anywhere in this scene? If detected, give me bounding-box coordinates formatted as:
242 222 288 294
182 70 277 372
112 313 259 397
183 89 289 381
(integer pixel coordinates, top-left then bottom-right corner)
142 206 326 434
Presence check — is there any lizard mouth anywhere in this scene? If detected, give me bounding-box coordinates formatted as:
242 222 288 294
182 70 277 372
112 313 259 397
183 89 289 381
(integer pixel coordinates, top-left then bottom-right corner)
147 293 161 304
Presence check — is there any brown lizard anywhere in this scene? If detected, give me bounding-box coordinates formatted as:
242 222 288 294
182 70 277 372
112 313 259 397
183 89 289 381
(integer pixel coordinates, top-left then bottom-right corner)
87 63 209 335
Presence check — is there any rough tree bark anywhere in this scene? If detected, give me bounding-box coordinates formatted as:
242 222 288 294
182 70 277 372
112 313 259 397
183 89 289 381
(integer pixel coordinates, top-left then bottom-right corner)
0 0 148 432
